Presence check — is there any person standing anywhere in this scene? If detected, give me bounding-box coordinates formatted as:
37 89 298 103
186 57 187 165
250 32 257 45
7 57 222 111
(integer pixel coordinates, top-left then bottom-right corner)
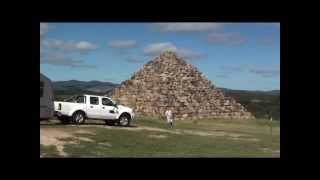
165 109 174 128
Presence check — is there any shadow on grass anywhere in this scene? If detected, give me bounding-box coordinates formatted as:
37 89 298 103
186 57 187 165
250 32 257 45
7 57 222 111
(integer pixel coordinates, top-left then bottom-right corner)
40 120 139 128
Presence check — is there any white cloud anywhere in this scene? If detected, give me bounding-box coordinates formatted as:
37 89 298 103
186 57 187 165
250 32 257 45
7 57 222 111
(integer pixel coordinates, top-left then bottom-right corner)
153 23 223 32
207 32 245 45
177 48 205 60
143 42 205 60
108 40 137 49
40 52 96 68
143 42 178 56
76 41 97 51
40 24 96 68
249 67 280 78
45 39 97 52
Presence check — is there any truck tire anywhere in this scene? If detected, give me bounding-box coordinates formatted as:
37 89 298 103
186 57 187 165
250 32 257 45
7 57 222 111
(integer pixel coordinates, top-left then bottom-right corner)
72 111 86 125
118 114 131 127
58 116 71 124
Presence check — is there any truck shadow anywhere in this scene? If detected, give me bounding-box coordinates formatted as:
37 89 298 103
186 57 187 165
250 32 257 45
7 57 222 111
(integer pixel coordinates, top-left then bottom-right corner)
40 119 138 128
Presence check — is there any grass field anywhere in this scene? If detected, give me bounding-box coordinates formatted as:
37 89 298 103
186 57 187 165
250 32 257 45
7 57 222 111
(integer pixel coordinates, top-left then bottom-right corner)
40 117 280 158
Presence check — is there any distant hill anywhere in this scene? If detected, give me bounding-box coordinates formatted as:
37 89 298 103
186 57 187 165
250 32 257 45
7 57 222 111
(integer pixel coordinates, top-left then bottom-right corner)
218 87 280 120
266 90 280 96
53 80 119 94
218 88 280 96
52 80 280 120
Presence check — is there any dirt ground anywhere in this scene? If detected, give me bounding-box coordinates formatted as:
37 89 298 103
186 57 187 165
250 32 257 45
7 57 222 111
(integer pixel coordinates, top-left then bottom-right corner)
40 126 95 156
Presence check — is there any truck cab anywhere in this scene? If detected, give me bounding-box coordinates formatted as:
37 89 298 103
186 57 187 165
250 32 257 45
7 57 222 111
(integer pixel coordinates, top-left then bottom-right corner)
54 94 134 126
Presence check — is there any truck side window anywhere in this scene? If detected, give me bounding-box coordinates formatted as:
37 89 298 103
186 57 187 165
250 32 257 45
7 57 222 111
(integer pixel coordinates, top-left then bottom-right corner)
76 96 85 104
40 81 44 97
90 97 99 105
102 98 113 106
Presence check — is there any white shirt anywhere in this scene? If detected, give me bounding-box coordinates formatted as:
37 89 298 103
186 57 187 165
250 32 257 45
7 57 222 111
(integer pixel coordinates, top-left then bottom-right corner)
165 110 173 122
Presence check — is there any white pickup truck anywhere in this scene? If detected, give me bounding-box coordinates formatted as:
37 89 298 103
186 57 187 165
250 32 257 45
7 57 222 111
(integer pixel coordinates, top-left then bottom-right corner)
54 94 134 126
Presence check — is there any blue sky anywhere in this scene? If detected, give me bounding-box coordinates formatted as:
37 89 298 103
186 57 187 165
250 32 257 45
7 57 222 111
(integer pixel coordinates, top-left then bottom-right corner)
40 23 280 91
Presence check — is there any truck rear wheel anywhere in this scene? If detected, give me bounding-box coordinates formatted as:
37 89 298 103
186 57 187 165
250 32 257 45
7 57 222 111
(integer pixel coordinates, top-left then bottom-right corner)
72 111 86 124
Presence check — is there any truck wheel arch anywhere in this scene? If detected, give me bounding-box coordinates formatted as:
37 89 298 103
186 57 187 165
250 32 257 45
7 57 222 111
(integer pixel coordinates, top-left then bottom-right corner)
119 112 131 120
72 110 87 118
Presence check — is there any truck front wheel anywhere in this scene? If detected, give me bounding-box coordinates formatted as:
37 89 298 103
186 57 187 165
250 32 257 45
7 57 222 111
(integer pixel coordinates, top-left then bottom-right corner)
118 114 131 127
72 111 86 125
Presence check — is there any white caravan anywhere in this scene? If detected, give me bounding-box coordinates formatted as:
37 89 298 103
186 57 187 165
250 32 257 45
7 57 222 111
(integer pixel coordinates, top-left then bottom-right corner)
40 73 54 120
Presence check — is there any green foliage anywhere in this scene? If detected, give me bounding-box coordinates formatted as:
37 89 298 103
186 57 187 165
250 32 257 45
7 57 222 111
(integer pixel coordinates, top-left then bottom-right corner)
222 90 280 120
40 144 60 157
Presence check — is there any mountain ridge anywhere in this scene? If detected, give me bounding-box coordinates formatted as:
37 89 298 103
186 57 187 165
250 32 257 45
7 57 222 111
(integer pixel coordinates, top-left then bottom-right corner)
52 80 279 94
52 80 120 93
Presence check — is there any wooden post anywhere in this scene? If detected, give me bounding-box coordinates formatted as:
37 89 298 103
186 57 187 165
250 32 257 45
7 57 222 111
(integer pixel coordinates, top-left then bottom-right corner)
270 117 273 142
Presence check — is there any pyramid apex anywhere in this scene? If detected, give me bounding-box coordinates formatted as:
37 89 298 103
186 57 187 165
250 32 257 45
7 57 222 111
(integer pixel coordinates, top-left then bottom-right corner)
160 50 178 58
162 50 175 54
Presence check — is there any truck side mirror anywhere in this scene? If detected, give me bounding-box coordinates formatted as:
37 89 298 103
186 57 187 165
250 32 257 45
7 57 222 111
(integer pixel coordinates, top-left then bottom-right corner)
113 101 118 108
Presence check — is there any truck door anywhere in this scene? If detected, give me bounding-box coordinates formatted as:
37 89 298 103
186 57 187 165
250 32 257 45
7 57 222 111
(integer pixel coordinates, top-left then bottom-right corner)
101 97 118 120
86 96 101 119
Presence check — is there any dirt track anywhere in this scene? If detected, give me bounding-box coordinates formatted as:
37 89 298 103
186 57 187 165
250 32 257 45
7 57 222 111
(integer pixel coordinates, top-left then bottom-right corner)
40 125 95 156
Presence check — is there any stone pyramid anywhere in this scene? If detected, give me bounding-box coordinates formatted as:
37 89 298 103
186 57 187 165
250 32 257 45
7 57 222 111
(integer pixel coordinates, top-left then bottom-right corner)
112 51 254 120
